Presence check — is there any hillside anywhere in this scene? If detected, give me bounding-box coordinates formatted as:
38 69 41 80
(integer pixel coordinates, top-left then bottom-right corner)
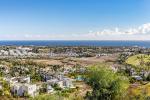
126 54 150 66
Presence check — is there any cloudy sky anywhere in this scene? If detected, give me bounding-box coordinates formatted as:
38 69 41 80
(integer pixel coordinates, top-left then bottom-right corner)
0 0 150 40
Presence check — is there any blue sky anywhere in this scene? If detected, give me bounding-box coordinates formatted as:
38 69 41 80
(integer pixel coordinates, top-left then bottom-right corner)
0 0 150 40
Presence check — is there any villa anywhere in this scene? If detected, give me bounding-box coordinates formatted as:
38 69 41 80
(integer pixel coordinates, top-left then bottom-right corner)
11 83 38 97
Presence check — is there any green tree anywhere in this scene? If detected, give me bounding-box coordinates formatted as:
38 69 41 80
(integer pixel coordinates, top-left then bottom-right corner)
86 65 129 100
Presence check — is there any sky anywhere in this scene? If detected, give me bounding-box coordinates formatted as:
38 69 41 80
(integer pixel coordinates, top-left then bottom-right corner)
0 0 150 40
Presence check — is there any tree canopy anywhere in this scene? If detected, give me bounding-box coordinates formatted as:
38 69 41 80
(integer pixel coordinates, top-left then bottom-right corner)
86 65 129 100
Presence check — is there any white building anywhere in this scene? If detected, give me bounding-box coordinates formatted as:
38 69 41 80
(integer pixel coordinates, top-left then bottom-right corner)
63 78 74 88
11 83 38 97
47 85 54 93
47 78 74 89
47 79 64 88
19 76 30 83
4 76 31 85
3 51 9 56
4 77 18 85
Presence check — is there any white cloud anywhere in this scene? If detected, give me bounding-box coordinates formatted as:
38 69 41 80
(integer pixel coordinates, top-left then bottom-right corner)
0 23 150 40
91 23 150 36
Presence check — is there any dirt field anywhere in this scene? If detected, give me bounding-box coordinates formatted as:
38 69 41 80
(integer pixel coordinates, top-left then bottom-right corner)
32 55 118 67
33 59 63 65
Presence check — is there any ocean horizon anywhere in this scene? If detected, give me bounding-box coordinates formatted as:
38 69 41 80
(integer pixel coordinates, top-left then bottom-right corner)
0 40 149 48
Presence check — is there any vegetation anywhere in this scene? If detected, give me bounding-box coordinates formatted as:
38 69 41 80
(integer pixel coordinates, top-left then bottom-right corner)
1 47 149 100
0 78 12 100
126 54 150 66
118 53 129 64
86 65 129 100
126 83 150 100
30 94 61 100
122 54 150 99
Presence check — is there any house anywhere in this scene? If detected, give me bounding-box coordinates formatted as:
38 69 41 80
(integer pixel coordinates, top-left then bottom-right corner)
24 84 38 97
132 75 143 81
3 51 9 56
11 83 38 97
19 76 30 83
4 76 31 85
57 80 64 88
47 84 54 93
140 71 150 78
63 78 74 88
11 83 24 96
0 65 9 74
47 79 64 88
41 73 54 82
4 77 18 85
57 74 63 80
130 68 136 76
76 75 83 81
47 79 59 85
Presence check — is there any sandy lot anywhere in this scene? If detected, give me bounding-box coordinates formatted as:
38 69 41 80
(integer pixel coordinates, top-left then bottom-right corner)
33 59 63 65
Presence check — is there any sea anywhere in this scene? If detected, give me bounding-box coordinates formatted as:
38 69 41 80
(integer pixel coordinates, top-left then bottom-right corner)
0 40 150 48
